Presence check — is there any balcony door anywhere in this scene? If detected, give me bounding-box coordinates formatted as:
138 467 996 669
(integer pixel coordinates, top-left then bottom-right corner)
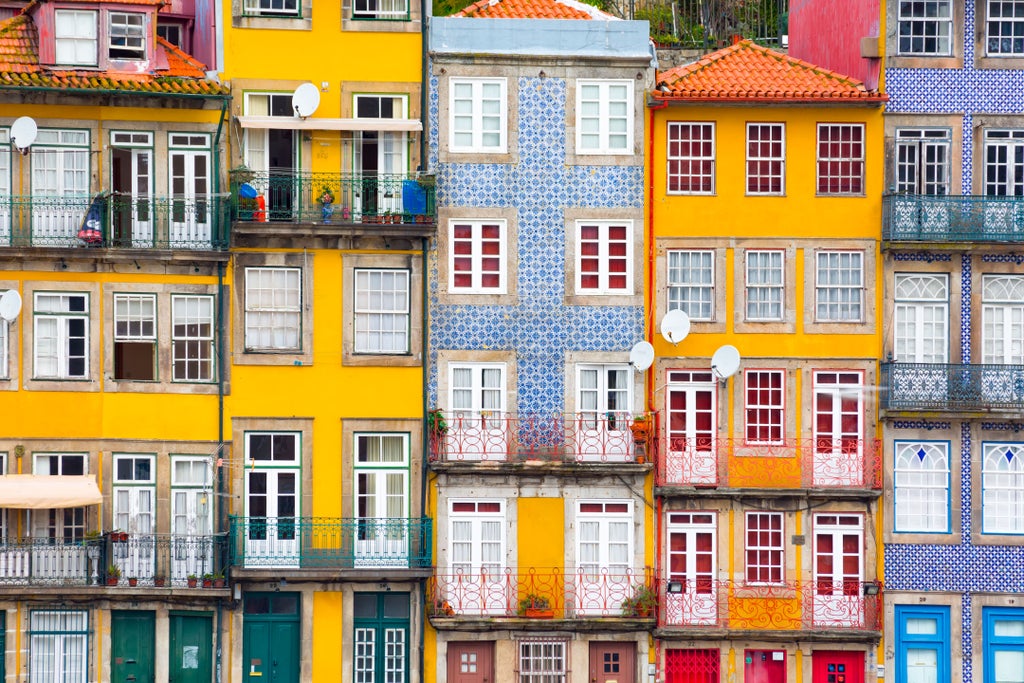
576 501 632 615
449 363 507 461
245 433 300 568
576 364 632 462
0 129 10 245
448 500 505 615
110 131 153 247
112 455 155 582
981 275 1024 403
168 133 211 247
244 93 297 221
171 457 213 582
812 372 864 487
813 514 863 628
353 95 408 219
31 454 88 582
665 512 716 626
665 371 717 485
354 434 409 567
30 129 89 245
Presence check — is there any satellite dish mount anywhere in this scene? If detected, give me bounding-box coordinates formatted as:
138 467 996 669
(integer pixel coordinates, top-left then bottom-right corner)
710 345 741 384
10 116 38 156
629 341 655 373
292 83 321 120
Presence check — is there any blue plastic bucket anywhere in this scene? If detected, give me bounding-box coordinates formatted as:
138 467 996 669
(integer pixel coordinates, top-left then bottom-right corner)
239 183 258 199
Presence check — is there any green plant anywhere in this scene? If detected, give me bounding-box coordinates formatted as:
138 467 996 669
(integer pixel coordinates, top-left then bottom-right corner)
318 184 335 205
620 584 658 617
187 574 198 580
106 565 121 579
427 409 448 435
518 593 550 614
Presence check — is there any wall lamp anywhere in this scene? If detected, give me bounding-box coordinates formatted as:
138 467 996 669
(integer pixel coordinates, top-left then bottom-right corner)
666 580 684 594
863 582 880 596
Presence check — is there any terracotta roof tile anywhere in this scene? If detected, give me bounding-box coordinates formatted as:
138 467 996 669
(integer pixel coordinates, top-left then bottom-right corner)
456 0 606 20
655 39 886 103
0 12 39 73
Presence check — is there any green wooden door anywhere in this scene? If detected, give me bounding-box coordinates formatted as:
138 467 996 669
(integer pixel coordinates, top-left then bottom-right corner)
242 593 300 683
111 611 155 683
169 612 213 683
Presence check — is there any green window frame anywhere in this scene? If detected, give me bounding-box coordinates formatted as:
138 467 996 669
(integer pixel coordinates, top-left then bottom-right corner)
353 592 410 683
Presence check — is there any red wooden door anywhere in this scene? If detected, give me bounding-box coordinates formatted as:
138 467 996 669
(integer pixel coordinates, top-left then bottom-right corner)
743 650 785 683
812 651 864 683
448 641 494 683
590 642 635 683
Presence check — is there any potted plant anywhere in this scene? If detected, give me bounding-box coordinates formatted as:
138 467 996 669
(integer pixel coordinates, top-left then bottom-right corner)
433 598 455 617
518 594 553 618
127 576 138 587
187 574 199 588
318 184 335 222
153 574 167 587
202 572 214 588
630 414 652 445
620 584 658 618
110 529 129 543
213 571 226 589
106 565 121 586
427 409 448 436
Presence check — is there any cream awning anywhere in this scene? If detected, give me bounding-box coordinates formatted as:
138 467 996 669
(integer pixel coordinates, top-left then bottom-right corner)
0 475 102 509
236 116 423 132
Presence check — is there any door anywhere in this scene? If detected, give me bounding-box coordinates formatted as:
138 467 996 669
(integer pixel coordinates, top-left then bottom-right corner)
665 512 716 626
449 364 507 460
111 611 155 683
813 514 863 628
31 129 90 245
110 133 153 247
576 501 632 615
448 500 505 615
31 454 87 581
245 469 299 568
981 275 1024 403
0 131 10 245
354 439 409 567
112 485 155 582
665 371 717 485
244 94 296 221
169 612 213 683
590 642 635 683
744 650 785 683
576 364 632 462
353 95 408 219
812 651 864 683
448 642 494 683
172 458 214 582
169 136 211 246
813 372 864 487
243 593 300 683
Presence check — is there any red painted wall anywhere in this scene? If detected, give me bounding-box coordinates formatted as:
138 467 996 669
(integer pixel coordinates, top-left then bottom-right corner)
788 0 881 90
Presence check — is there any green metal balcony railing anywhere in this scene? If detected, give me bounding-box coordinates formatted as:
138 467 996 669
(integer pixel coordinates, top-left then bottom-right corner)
228 516 432 570
880 362 1024 411
0 195 229 250
883 194 1024 243
229 171 436 225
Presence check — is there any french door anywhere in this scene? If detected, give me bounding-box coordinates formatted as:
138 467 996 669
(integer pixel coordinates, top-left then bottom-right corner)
813 514 863 628
813 372 864 486
576 365 632 462
171 457 213 582
576 501 632 615
355 434 409 568
665 371 717 485
31 130 89 245
449 364 507 460
169 134 211 246
110 132 153 247
112 484 155 582
448 500 505 614
245 432 301 568
665 512 717 626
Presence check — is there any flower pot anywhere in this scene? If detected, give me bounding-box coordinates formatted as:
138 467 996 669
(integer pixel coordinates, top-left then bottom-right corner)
154 577 166 587
214 579 226 589
524 608 554 619
187 577 198 588
202 579 213 588
106 577 119 586
127 578 138 587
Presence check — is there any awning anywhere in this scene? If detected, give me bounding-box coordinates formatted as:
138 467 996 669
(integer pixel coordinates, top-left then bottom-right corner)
0 475 102 509
236 115 423 132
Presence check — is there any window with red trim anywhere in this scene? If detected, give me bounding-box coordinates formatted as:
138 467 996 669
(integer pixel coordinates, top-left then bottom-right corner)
816 124 865 194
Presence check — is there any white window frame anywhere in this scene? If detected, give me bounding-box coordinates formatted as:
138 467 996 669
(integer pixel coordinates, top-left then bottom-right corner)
354 269 410 355
895 128 951 195
448 499 506 574
576 364 631 430
982 274 1024 364
745 250 784 321
812 371 864 446
744 369 785 445
449 362 506 422
112 453 155 537
113 292 157 380
816 124 865 195
29 610 88 683
898 0 953 56
54 10 97 67
667 250 714 321
982 442 1024 534
894 273 949 362
0 318 8 380
519 640 567 683
745 511 784 585
575 221 632 295
171 294 214 382
245 267 302 352
893 441 950 533
746 123 785 195
815 251 864 322
242 0 300 17
448 220 507 294
984 129 1024 196
576 79 633 155
449 78 507 154
354 433 410 517
33 292 89 380
667 122 715 195
576 500 633 573
987 0 1024 56
108 11 145 60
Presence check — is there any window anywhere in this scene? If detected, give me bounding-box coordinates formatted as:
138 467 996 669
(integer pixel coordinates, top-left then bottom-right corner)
746 123 785 194
667 250 714 320
982 442 1024 534
242 0 299 16
34 293 88 380
29 610 88 683
667 123 714 194
109 12 145 60
113 293 156 381
988 0 1024 55
576 501 633 592
449 221 506 293
450 363 505 422
815 251 863 322
895 605 950 683
354 434 409 566
744 370 784 444
519 641 567 683
112 454 154 547
354 593 410 683
898 1 953 55
895 129 951 195
354 0 408 19
982 275 1024 364
577 364 631 430
450 79 506 153
354 269 410 354
894 273 949 362
54 10 97 66
817 124 865 194
745 512 783 584
576 80 633 154
983 607 1024 683
171 295 214 382
893 442 949 533
33 454 87 543
156 23 182 48
984 129 1024 196
31 129 89 199
245 267 301 351
664 650 720 682
244 433 300 565
812 372 865 487
0 318 8 380
745 250 784 321
449 500 505 590
576 221 631 295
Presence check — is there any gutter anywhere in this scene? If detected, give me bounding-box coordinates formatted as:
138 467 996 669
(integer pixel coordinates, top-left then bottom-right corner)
0 85 231 100
418 235 429 683
420 0 430 171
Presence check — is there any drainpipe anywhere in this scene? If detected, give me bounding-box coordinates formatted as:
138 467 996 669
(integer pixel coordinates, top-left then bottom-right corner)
419 0 429 171
214 95 229 213
215 257 226 683
418 235 429 683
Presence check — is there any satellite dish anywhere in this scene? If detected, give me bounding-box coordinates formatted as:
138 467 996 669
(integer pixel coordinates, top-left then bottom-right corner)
660 309 691 344
292 83 321 118
0 290 22 322
710 345 741 380
629 341 655 372
10 116 38 152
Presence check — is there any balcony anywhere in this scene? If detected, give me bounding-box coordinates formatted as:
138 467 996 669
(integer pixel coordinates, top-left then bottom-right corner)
880 362 1024 412
228 516 432 571
428 567 655 620
229 171 436 225
0 195 229 250
429 412 655 465
0 534 225 588
883 194 1024 243
657 579 882 633
655 438 882 490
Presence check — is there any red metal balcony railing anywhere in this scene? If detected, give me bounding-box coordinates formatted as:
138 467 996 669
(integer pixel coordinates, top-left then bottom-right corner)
656 438 882 489
428 567 655 619
429 412 655 464
658 579 882 632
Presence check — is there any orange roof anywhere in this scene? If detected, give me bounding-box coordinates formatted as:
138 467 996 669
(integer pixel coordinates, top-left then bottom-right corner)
57 0 166 5
456 0 602 19
655 39 886 103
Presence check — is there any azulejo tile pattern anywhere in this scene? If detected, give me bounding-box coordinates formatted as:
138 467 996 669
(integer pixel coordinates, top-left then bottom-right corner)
427 74 644 411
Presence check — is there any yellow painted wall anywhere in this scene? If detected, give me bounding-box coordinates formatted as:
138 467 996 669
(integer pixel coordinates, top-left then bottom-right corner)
516 498 564 569
312 592 344 681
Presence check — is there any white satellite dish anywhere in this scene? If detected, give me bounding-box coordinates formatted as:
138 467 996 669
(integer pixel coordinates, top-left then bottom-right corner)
292 83 321 118
710 345 741 380
0 290 22 322
660 309 691 344
629 341 655 372
10 116 38 153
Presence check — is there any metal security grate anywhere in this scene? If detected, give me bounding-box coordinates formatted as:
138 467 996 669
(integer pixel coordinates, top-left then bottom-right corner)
29 609 88 683
665 649 719 683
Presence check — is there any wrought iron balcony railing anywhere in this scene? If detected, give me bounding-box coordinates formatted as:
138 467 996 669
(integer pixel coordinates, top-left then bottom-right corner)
429 412 655 464
656 437 882 489
658 579 882 632
228 516 432 570
0 534 225 587
0 195 229 250
883 194 1024 243
880 362 1024 411
428 567 655 619
229 171 436 225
